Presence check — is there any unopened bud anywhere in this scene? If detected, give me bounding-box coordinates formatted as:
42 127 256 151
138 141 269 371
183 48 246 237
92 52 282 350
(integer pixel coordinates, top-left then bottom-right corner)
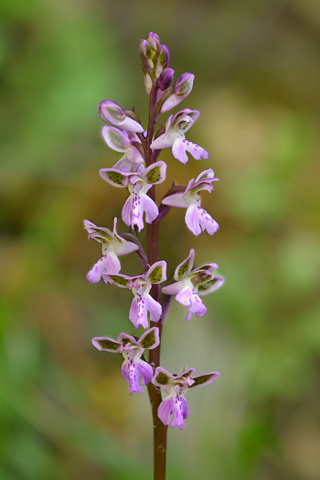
159 45 170 68
174 73 194 96
146 32 160 54
158 68 174 91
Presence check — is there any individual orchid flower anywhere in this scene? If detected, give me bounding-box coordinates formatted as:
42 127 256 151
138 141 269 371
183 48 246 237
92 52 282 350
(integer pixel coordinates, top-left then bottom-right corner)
152 367 220 430
102 126 145 172
84 217 139 283
98 100 144 133
103 261 167 329
150 109 209 164
162 249 224 321
99 161 167 232
162 169 219 236
92 327 160 395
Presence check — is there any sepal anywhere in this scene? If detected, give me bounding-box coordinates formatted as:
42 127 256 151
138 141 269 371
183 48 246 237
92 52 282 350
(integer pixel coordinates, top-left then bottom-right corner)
188 372 220 388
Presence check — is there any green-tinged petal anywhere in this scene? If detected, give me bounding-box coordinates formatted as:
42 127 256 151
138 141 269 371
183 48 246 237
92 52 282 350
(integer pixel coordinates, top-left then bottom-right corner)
174 249 195 281
139 327 160 349
92 337 121 352
106 274 129 287
144 161 167 185
152 367 173 386
147 261 167 284
189 372 220 388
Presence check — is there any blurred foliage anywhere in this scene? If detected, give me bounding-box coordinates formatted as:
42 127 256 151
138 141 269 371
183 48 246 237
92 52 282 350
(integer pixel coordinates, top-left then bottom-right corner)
1 0 320 479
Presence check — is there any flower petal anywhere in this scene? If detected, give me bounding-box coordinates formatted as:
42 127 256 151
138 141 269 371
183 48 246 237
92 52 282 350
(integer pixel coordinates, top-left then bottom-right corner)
102 126 130 152
86 255 118 283
174 249 195 281
138 327 160 350
92 336 121 352
146 260 167 284
189 372 220 388
172 137 189 164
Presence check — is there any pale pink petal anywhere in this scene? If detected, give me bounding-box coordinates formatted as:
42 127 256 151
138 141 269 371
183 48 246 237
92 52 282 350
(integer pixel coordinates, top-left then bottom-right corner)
140 193 159 224
183 139 209 160
172 137 189 164
145 294 162 322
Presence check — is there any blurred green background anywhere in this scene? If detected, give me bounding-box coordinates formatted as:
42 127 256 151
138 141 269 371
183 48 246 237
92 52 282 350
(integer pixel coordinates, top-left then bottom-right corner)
1 0 320 479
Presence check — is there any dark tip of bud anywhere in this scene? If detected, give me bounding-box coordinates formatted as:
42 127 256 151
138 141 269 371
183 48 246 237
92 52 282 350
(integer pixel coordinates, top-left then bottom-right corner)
158 68 174 91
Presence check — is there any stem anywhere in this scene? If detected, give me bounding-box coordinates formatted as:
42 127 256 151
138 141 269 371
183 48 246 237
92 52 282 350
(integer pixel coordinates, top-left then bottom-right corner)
145 78 168 480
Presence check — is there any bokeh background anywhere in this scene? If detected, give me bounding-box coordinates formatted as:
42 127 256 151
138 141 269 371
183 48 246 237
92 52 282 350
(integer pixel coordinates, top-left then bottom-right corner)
1 0 320 479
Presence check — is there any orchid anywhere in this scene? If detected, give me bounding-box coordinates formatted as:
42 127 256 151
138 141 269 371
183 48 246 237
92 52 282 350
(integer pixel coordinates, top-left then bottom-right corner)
92 327 160 394
162 248 225 321
162 169 220 236
102 126 144 172
152 367 220 430
84 217 138 283
99 161 167 231
150 109 209 164
86 32 225 479
103 261 167 329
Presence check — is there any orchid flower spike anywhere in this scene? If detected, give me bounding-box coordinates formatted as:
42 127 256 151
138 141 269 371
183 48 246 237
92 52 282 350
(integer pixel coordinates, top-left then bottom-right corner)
98 100 144 133
150 109 209 164
162 169 220 236
92 327 160 395
103 261 167 329
99 161 167 232
102 127 144 172
84 218 139 283
152 367 220 430
162 249 224 321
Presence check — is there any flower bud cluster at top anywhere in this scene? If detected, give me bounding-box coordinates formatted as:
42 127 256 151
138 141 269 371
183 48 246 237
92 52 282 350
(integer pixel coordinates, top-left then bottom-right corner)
86 32 225 431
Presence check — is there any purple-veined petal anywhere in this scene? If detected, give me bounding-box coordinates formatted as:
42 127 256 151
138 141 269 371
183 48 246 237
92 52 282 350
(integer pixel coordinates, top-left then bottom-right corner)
122 194 145 231
185 204 219 236
171 395 189 430
129 295 149 329
121 351 153 394
175 287 207 321
183 140 209 161
86 254 120 283
172 137 189 164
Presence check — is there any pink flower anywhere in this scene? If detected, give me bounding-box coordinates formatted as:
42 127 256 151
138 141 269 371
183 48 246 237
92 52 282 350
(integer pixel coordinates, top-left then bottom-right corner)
162 169 219 236
150 109 209 164
99 161 167 232
152 367 220 429
92 327 159 394
101 126 144 172
84 218 138 283
162 249 224 321
103 261 167 329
